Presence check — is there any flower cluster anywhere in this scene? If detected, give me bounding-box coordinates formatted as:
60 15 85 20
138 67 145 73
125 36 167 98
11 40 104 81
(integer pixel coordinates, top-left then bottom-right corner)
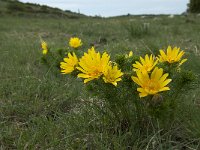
40 37 187 99
131 46 187 97
60 46 124 86
62 38 187 97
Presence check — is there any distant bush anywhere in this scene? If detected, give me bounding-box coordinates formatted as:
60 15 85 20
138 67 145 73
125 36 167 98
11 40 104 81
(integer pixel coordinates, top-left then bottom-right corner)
188 0 200 13
7 2 25 12
65 10 73 13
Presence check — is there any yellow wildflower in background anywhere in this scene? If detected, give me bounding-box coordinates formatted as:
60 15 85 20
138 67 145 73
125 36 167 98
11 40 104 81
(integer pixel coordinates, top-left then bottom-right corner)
60 52 78 74
77 47 110 83
41 41 48 55
69 37 82 48
103 64 124 86
125 51 133 58
132 54 157 74
158 46 187 65
132 67 172 97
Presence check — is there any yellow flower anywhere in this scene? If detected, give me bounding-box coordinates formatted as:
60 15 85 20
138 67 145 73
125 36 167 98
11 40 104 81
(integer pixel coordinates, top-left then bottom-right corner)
77 47 110 83
158 46 187 65
42 49 48 55
132 54 158 74
103 64 124 86
69 37 82 48
125 51 133 58
60 52 78 74
131 67 172 98
41 41 48 55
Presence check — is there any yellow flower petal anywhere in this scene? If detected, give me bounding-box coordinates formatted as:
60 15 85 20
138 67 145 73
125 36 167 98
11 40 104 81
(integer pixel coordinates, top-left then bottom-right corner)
179 58 187 66
60 52 79 74
159 87 170 92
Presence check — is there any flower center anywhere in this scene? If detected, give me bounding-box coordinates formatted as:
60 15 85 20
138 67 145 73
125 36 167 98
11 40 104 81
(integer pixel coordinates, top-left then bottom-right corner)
168 56 176 63
106 75 114 82
144 79 160 94
145 64 151 70
88 66 102 77
142 64 152 72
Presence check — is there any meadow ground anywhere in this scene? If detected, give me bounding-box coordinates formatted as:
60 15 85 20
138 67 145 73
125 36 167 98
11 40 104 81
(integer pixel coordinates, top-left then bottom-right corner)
1 14 200 149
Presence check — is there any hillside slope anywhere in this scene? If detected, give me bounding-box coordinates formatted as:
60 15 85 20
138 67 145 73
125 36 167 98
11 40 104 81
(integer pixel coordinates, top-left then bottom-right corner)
0 0 87 18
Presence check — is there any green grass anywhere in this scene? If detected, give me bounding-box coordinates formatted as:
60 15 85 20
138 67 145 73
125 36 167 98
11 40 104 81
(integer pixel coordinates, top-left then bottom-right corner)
1 14 200 149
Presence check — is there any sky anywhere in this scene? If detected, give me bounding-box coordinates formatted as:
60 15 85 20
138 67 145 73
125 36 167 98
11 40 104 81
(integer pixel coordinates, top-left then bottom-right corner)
20 0 189 17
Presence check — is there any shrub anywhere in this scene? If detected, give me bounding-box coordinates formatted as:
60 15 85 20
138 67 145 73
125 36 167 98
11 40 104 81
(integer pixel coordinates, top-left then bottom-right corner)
188 0 200 13
39 37 195 135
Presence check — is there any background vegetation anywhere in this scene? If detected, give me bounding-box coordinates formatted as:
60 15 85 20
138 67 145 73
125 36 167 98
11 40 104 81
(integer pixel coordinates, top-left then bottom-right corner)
1 0 200 149
188 0 200 13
